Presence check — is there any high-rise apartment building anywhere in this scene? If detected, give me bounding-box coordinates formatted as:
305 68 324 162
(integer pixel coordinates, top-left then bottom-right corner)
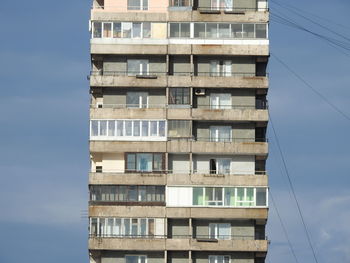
88 1 269 263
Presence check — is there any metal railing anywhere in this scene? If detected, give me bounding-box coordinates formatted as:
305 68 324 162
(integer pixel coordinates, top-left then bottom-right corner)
170 137 268 142
89 70 268 77
90 169 267 175
90 103 268 110
195 6 268 12
90 103 167 109
89 234 268 240
91 4 269 12
196 103 268 110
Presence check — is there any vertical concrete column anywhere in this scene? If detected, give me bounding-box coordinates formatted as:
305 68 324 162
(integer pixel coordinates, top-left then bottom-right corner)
190 54 194 76
189 152 193 175
164 250 168 263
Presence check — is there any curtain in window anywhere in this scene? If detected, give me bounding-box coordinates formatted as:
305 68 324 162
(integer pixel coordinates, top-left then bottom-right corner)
137 154 152 171
223 61 232 76
217 159 230 174
224 0 232 10
218 223 231 239
210 93 231 109
122 22 132 38
210 126 232 142
103 23 112 38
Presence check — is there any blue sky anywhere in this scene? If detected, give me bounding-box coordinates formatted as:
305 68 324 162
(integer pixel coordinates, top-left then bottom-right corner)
0 0 349 262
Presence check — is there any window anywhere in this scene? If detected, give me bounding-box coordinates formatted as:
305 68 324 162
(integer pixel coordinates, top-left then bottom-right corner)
256 24 267 38
236 188 254 207
170 0 190 7
210 126 232 142
113 23 122 38
205 187 223 206
209 223 231 239
128 0 148 10
209 256 230 263
168 120 191 137
210 0 232 10
210 93 232 109
103 22 112 38
231 24 243 38
243 24 254 38
90 120 166 140
133 23 142 38
93 22 102 38
194 23 206 38
127 59 149 75
169 23 190 38
192 187 268 207
123 22 132 38
90 185 165 202
126 153 164 172
206 23 218 38
169 88 190 105
219 24 230 38
127 92 148 108
210 158 231 174
256 188 267 206
210 61 232 77
143 22 151 38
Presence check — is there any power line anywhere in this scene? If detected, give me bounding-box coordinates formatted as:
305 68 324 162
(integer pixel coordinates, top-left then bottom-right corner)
271 0 350 43
269 189 300 263
269 112 319 263
271 53 350 122
270 0 350 31
270 12 350 53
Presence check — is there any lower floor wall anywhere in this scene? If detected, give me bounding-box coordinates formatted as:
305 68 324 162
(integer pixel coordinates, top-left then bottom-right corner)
90 251 263 263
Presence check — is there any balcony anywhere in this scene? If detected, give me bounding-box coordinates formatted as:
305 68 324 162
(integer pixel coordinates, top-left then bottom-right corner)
90 107 167 119
90 71 168 87
90 139 267 154
192 107 268 121
90 71 268 88
190 139 268 154
89 237 166 250
89 236 268 252
89 205 268 219
90 141 167 153
89 171 268 186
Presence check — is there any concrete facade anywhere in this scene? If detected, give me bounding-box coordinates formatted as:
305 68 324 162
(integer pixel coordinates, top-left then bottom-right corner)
88 0 269 262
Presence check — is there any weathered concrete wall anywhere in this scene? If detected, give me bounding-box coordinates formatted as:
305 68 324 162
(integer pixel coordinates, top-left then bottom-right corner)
91 10 269 23
89 206 268 219
90 238 267 252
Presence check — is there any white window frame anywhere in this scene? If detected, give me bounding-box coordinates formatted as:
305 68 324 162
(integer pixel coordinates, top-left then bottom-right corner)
127 59 149 76
209 255 230 263
210 93 232 109
215 158 231 175
127 91 149 108
102 22 113 38
209 223 231 240
190 187 268 208
127 0 148 10
210 126 232 142
235 187 256 207
90 120 167 141
90 218 156 238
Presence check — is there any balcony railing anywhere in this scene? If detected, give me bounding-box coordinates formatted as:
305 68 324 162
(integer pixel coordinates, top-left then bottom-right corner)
90 103 268 109
194 137 267 142
90 169 267 175
89 70 268 77
89 234 268 240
